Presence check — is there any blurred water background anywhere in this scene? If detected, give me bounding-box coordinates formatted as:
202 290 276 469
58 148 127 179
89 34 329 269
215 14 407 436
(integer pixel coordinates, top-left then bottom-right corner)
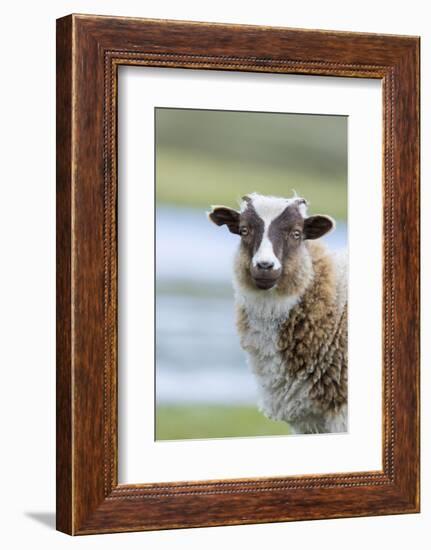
155 108 347 440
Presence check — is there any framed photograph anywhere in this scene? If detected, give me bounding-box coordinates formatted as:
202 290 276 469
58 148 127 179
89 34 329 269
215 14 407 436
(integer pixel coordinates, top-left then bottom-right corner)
56 14 420 535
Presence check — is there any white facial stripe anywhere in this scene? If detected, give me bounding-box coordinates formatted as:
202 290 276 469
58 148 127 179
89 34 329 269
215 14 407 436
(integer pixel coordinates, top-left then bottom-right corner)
252 230 281 269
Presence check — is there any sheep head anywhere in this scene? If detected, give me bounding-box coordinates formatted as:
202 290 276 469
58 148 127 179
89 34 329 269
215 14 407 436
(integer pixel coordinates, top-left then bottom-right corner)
208 193 334 291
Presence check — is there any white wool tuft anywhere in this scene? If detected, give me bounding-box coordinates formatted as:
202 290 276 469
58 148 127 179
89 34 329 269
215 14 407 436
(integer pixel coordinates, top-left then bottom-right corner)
240 192 308 218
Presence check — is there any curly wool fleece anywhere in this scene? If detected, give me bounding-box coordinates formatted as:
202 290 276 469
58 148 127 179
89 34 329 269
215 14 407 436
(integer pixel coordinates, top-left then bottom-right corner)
234 241 347 434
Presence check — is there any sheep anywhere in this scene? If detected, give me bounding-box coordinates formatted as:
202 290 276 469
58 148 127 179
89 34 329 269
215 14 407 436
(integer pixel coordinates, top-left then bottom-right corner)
208 192 347 434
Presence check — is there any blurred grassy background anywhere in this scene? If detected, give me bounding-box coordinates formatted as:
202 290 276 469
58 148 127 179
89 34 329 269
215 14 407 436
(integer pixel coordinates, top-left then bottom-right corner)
156 108 347 220
156 405 291 440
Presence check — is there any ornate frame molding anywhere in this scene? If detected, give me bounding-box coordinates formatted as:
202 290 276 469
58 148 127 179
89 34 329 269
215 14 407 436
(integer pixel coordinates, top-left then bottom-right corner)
57 15 419 534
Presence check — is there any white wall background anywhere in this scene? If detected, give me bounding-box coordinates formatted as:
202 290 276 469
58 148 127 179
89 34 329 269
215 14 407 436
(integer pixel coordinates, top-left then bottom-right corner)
0 1 427 548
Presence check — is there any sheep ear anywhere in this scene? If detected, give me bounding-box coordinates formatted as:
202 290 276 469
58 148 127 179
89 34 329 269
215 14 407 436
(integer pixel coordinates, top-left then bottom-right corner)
207 206 240 235
303 215 335 240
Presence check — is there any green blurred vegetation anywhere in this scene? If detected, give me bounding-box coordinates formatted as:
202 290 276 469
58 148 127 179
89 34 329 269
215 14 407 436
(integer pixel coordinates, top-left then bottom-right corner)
157 279 232 299
156 405 291 440
156 108 348 220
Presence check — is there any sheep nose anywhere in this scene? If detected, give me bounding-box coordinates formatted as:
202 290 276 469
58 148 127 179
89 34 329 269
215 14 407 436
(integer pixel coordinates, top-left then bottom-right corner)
257 261 274 270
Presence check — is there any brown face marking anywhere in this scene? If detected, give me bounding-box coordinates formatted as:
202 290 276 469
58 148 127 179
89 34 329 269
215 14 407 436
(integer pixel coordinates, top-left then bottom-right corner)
238 202 264 258
267 203 306 265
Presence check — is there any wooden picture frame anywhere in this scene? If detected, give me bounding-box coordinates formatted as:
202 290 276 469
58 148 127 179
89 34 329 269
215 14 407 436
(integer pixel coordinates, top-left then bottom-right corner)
56 14 420 535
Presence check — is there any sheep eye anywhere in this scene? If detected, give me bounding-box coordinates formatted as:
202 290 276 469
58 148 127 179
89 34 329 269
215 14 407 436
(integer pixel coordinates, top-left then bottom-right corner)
291 229 301 240
239 226 249 236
